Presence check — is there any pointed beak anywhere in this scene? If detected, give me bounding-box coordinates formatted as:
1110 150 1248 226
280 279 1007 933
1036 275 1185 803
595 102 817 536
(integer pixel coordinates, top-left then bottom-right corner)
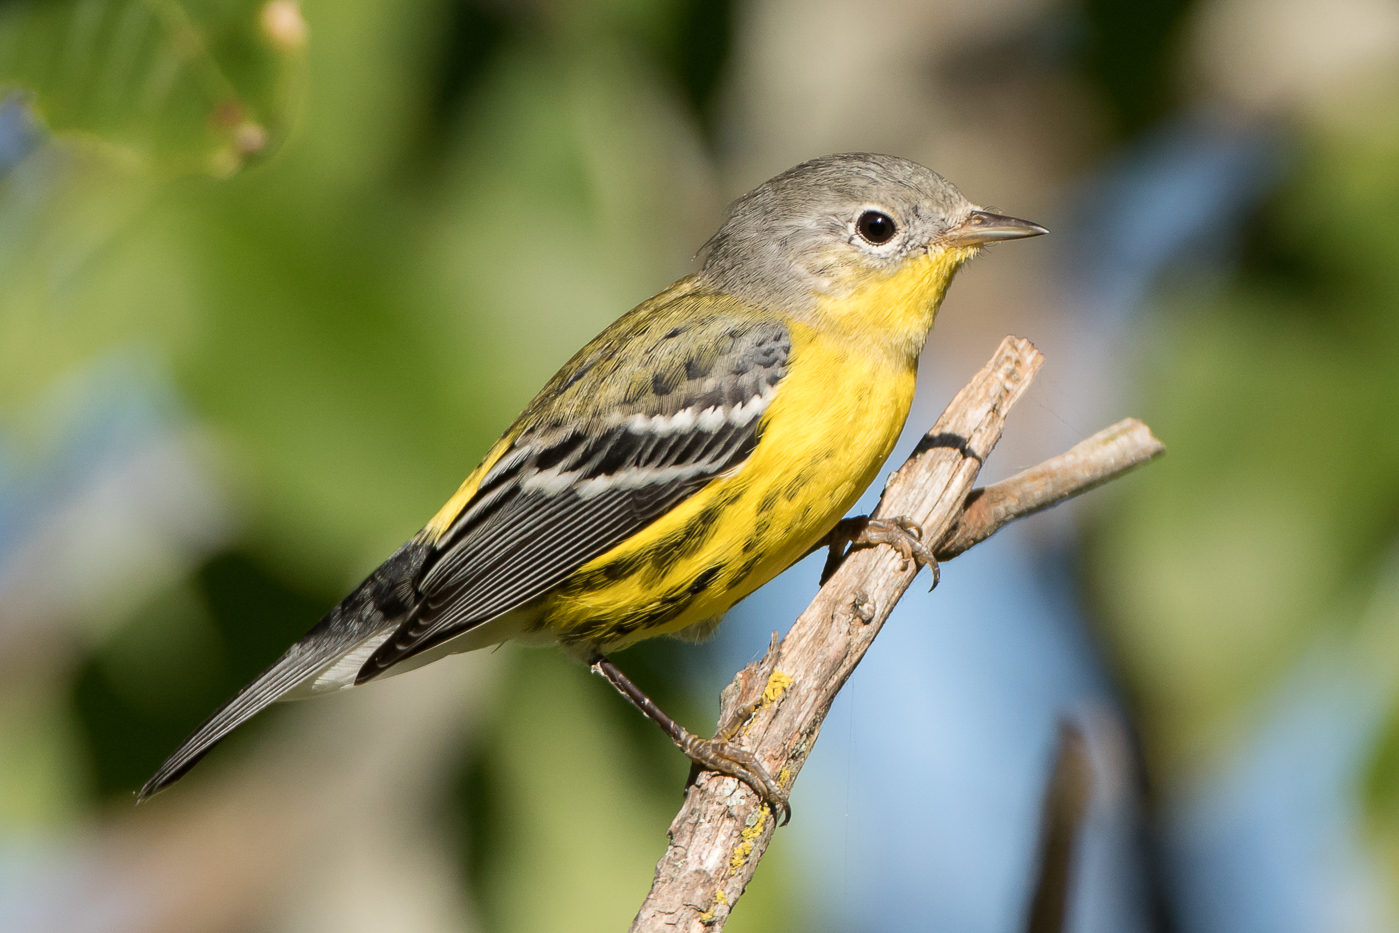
942 210 1048 247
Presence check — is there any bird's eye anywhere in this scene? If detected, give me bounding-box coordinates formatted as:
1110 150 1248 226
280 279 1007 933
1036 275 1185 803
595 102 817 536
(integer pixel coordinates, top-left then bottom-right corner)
855 210 897 245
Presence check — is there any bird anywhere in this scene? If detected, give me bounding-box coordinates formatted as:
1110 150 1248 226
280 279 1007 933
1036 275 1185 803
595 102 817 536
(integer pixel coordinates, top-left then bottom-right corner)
138 152 1045 817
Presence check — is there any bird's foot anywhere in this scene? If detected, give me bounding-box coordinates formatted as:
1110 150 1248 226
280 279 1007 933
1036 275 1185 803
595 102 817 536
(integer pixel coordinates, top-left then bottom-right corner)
821 515 940 590
678 732 791 826
589 654 791 825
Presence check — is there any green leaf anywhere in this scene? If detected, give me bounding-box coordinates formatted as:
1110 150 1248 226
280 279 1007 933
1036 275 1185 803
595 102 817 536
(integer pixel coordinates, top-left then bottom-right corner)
0 0 306 175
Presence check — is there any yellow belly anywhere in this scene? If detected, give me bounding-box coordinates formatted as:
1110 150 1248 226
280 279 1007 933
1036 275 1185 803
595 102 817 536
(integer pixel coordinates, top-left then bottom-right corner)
541 320 918 649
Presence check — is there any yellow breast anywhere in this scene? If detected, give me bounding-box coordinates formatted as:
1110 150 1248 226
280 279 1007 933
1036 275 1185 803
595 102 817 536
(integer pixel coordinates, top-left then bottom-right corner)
544 318 918 648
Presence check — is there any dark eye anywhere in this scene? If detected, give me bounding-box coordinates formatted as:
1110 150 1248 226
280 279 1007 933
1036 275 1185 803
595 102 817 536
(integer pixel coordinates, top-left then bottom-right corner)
856 210 897 245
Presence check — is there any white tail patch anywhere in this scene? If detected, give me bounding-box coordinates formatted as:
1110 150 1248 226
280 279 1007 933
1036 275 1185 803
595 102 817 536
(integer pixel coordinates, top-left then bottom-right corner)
306 630 396 694
302 607 543 696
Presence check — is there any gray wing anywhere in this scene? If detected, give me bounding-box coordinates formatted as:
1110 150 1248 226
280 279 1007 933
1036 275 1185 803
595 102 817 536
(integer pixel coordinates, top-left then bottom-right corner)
356 312 790 680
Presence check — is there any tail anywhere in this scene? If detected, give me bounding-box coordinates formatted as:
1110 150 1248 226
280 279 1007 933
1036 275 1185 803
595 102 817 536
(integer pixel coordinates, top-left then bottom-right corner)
137 540 427 801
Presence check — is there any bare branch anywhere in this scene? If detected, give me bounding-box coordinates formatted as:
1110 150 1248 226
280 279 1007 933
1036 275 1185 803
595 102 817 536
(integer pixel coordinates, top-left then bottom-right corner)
628 337 1163 931
1024 722 1094 933
937 418 1164 559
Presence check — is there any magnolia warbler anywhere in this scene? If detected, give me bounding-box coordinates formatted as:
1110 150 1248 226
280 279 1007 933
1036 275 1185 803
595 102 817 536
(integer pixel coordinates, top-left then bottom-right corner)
140 153 1045 814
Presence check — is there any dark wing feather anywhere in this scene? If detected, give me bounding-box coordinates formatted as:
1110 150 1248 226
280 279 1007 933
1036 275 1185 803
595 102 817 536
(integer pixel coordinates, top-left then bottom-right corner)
356 310 790 681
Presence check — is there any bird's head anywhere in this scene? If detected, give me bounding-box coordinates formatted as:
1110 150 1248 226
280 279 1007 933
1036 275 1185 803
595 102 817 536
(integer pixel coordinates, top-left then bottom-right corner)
698 153 1045 355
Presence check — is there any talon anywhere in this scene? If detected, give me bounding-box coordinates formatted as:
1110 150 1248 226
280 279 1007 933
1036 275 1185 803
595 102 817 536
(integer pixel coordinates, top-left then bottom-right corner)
680 734 792 825
892 517 921 537
860 517 936 567
884 519 941 589
821 516 942 592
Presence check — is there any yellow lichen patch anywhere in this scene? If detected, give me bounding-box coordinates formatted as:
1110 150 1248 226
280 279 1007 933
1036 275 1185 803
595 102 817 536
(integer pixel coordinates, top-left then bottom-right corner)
697 888 728 924
760 670 795 706
732 669 797 740
728 808 770 874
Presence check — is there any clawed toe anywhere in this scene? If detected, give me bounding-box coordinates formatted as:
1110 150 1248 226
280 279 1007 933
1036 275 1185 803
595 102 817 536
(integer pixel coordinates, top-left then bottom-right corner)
822 515 940 589
681 734 791 825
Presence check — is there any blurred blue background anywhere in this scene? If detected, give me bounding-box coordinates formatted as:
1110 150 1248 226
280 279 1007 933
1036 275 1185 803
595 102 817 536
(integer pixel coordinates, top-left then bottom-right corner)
3 1 1399 931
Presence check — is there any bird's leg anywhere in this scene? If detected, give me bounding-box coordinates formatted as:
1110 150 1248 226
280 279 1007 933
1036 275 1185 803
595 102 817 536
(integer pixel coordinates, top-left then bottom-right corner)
820 515 939 589
588 654 791 825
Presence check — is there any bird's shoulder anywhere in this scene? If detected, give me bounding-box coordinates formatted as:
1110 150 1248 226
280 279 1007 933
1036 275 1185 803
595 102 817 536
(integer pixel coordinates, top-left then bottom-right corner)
520 278 792 433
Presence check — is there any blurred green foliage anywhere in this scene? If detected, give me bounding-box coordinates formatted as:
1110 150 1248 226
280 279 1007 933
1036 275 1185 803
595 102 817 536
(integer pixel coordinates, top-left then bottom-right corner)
1089 120 1399 770
4 0 1399 928
0 0 304 174
1078 0 1194 133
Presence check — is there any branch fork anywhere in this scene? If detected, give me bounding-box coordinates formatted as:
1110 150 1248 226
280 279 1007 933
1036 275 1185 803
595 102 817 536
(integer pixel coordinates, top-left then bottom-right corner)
630 336 1164 931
